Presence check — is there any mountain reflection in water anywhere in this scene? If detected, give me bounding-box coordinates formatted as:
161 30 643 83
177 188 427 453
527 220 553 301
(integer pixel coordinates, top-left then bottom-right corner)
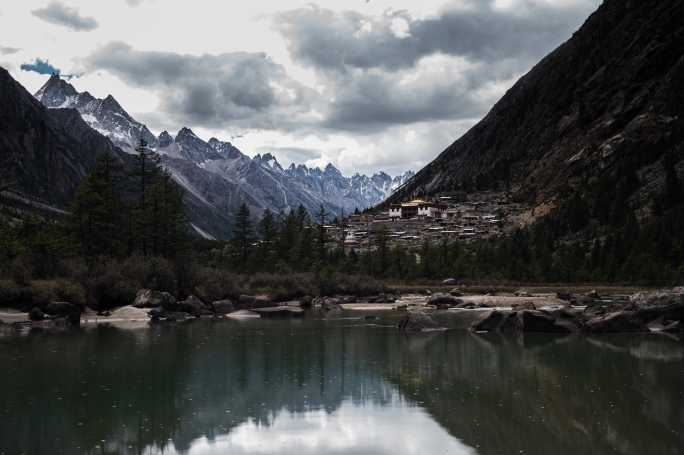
0 316 682 455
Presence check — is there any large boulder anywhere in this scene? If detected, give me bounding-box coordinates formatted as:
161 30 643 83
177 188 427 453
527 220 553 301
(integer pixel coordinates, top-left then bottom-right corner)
177 295 209 317
428 294 463 307
630 289 684 323
471 311 507 332
398 312 444 332
514 289 532 297
518 310 576 333
584 311 648 333
313 297 343 311
44 301 81 325
133 289 176 309
29 307 46 321
212 300 235 315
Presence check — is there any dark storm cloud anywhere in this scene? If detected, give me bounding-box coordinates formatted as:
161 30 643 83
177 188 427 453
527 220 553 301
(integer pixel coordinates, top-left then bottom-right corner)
274 1 596 72
32 1 98 31
273 0 599 132
84 42 319 131
20 58 61 75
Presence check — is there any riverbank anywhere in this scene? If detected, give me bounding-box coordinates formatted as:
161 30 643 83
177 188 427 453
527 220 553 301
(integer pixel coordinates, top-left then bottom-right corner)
1 284 681 337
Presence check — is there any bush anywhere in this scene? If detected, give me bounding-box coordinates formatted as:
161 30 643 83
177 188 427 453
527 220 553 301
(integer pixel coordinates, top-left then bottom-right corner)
121 255 177 293
247 273 315 301
193 267 243 302
318 273 386 297
88 271 137 310
31 280 86 308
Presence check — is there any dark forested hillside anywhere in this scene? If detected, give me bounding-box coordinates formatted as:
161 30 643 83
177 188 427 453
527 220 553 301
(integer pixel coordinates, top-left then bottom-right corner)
389 0 684 218
0 67 129 208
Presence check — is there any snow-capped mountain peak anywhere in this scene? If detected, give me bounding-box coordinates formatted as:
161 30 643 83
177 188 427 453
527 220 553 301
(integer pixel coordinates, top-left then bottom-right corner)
35 74 156 152
34 74 414 238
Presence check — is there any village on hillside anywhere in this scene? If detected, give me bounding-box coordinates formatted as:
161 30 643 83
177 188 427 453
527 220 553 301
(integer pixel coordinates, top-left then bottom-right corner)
331 192 531 251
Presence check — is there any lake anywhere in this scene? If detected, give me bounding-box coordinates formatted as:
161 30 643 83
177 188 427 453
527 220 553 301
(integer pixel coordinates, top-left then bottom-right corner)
1 315 683 455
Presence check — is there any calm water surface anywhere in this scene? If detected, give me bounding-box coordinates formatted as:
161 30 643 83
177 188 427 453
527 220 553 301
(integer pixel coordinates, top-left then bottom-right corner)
1 315 683 455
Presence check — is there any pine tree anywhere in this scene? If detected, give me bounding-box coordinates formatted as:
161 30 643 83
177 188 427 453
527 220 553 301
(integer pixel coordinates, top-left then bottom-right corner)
132 138 161 256
232 203 253 268
71 154 125 258
315 205 329 265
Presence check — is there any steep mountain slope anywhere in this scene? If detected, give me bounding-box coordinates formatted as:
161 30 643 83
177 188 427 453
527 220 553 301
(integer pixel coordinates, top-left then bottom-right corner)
34 75 414 224
0 67 129 208
389 0 684 220
0 67 239 239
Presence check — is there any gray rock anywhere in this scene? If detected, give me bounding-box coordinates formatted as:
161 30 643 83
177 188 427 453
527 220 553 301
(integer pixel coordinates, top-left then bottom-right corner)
44 301 81 325
442 278 457 285
449 288 464 297
398 312 443 332
212 300 235 315
29 307 45 321
518 310 575 333
133 289 176 309
428 294 463 307
471 311 507 332
178 295 207 316
584 311 648 333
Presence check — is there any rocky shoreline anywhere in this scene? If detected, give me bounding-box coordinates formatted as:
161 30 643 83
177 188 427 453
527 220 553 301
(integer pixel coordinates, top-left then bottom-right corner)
398 288 684 335
1 286 683 337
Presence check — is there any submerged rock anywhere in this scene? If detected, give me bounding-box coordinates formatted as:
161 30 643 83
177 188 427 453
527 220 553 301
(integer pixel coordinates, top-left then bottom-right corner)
584 311 648 333
398 312 445 332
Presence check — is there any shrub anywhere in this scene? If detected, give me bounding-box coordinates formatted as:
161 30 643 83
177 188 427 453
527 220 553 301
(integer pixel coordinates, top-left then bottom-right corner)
193 267 243 302
318 273 386 297
0 280 33 311
88 271 137 310
121 255 177 293
31 280 86 308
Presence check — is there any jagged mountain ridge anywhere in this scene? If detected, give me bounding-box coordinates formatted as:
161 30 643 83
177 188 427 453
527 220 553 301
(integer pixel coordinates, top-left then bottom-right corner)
0 67 236 239
36 74 157 152
388 0 684 220
34 75 414 234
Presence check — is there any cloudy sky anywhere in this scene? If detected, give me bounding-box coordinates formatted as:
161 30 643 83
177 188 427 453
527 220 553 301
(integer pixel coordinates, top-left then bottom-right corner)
1 0 600 175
